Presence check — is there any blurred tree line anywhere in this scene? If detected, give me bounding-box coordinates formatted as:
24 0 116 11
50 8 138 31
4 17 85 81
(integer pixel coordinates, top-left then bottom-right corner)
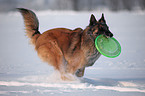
0 0 145 12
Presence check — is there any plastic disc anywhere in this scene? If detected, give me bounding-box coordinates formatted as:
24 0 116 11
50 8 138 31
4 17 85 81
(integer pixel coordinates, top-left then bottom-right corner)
95 35 121 58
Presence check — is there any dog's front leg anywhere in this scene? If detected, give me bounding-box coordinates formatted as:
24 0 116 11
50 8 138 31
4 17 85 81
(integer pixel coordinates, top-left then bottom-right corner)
75 67 85 77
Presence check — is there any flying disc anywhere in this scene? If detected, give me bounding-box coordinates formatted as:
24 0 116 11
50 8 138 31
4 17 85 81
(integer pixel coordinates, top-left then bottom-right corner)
95 35 121 58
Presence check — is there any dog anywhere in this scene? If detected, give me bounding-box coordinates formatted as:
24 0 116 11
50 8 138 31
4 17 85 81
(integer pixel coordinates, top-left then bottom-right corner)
17 8 113 80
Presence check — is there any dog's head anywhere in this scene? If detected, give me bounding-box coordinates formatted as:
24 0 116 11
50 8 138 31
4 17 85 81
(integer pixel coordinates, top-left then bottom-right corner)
87 14 113 39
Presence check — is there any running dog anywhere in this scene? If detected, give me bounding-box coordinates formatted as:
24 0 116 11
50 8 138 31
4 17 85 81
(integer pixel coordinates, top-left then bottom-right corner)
17 8 113 80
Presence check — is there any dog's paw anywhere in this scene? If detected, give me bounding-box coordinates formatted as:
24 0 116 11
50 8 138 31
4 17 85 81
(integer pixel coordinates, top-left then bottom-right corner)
61 73 77 81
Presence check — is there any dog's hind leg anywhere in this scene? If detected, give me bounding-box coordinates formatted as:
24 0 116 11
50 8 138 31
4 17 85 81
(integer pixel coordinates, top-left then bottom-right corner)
36 41 76 80
36 41 65 70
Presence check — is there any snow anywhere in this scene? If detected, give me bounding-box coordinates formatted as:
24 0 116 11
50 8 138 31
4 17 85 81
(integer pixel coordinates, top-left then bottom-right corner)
0 10 145 96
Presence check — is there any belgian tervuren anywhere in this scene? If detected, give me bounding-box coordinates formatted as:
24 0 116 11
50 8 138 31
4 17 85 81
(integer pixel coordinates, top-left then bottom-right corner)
17 8 113 80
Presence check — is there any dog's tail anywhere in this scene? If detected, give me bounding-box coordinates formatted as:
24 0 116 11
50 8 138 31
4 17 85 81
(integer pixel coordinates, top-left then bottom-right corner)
17 8 41 45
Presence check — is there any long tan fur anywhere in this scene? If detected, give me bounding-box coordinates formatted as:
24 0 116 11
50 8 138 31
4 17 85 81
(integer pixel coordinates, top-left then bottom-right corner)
17 8 41 45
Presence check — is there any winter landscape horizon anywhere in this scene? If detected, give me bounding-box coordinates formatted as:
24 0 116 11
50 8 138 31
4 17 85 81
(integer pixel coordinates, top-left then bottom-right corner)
0 9 145 96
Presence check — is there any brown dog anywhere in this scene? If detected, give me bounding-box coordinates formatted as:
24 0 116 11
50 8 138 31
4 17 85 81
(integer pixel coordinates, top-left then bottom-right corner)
17 8 113 80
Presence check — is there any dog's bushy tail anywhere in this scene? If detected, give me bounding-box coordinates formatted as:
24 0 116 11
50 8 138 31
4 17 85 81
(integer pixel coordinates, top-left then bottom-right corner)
17 8 41 45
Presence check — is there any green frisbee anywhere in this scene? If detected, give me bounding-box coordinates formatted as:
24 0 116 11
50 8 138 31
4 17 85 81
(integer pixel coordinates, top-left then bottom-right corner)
95 35 121 58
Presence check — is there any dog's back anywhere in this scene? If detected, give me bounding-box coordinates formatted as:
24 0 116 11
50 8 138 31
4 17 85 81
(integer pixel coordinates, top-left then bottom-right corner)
35 28 82 53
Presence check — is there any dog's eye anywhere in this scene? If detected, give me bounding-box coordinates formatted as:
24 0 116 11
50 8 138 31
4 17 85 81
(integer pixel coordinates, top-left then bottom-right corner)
100 26 109 31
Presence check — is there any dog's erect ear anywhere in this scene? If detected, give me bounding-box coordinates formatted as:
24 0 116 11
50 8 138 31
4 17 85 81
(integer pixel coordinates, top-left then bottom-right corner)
89 14 97 26
99 13 106 23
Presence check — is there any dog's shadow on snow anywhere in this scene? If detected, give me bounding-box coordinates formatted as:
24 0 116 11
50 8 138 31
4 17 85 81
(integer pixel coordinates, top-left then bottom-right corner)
80 77 120 86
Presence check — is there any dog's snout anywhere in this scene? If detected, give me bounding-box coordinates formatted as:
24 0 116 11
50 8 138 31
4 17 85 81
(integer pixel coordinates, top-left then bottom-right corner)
105 31 113 38
109 32 113 37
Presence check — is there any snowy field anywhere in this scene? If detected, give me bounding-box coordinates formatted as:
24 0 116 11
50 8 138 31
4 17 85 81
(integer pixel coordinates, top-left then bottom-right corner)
0 10 145 96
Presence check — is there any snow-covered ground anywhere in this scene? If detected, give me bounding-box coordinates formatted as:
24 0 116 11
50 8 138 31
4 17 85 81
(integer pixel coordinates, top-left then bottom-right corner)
0 10 145 96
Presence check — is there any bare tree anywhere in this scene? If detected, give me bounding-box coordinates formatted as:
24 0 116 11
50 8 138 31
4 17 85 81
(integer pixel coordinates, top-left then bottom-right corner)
140 0 145 10
73 0 79 11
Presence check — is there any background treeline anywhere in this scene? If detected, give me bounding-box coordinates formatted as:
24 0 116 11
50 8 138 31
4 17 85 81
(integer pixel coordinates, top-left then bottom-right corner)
0 0 145 12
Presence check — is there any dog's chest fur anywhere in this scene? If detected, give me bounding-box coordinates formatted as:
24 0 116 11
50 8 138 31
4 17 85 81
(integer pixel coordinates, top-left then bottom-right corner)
85 44 101 67
81 34 101 67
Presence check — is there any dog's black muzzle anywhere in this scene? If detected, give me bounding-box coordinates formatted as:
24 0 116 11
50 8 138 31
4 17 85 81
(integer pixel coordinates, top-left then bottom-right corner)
104 31 113 38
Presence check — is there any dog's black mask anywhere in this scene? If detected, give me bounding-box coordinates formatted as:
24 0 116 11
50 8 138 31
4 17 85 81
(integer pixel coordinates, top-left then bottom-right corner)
88 14 113 38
